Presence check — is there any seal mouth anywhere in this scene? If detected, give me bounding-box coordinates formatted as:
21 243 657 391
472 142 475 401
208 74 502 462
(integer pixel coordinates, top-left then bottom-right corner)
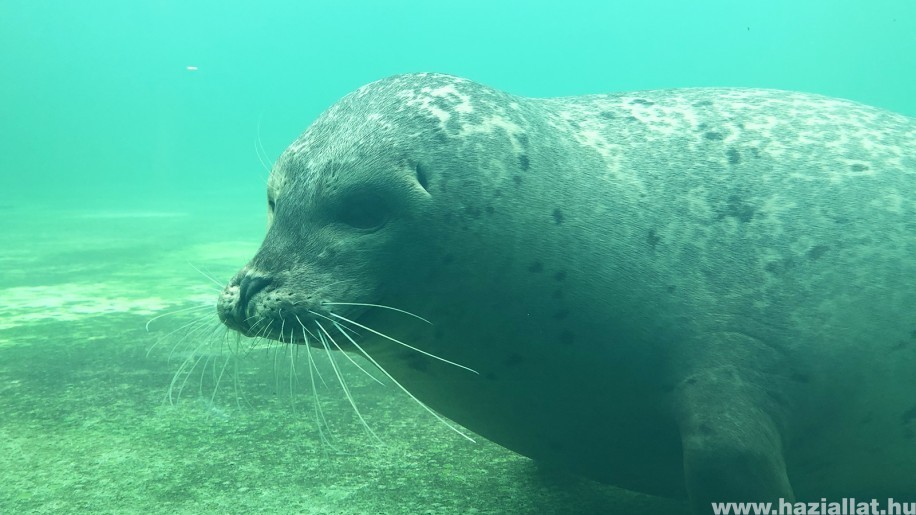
217 270 372 349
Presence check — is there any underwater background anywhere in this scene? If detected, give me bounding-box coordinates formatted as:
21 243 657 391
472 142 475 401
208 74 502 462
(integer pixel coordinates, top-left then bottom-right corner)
1 0 913 513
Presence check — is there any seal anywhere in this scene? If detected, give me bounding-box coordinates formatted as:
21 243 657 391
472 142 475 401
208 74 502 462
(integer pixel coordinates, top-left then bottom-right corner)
217 73 916 511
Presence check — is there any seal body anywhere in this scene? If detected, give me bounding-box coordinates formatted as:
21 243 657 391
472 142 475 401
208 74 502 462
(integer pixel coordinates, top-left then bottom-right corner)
218 73 916 510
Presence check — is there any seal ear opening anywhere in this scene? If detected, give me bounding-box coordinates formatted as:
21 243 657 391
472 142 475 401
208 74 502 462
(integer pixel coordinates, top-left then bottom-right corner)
415 163 430 193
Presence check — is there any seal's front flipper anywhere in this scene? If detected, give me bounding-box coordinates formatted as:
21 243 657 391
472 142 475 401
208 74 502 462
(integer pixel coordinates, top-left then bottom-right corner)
674 366 795 513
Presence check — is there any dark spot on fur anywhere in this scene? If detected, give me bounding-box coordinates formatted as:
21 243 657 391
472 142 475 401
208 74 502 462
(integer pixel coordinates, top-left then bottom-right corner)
693 100 713 107
552 208 564 224
631 98 654 106
790 373 810 383
519 154 530 171
559 330 575 345
553 309 569 320
902 406 916 425
666 285 677 293
513 175 523 186
485 205 494 215
891 340 909 351
405 353 429 372
717 195 756 223
807 245 829 261
553 271 567 281
698 423 713 436
737 122 745 129
517 133 529 148
911 329 916 339
503 353 525 367
765 258 795 275
463 205 482 219
600 111 616 119
626 115 639 123
750 148 761 158
421 267 439 282
726 148 741 165
686 378 698 385
705 131 725 141
528 262 543 273
552 289 563 299
647 229 661 250
767 391 788 408
851 163 869 172
430 96 452 112
442 254 454 264
698 123 708 130
569 120 580 129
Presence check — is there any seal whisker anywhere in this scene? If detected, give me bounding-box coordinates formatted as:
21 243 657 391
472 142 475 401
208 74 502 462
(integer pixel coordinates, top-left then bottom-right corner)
187 262 227 290
331 320 476 443
239 318 271 358
313 320 383 444
288 316 329 389
286 327 299 412
164 316 222 362
298 324 342 452
303 328 331 391
247 316 274 342
255 112 274 174
306 310 360 339
243 316 268 337
146 313 211 357
167 337 215 404
320 278 357 290
224 331 247 411
145 304 213 333
304 316 384 386
328 312 479 375
300 324 320 341
252 321 288 375
195 353 217 398
274 315 290 397
323 302 433 325
208 341 235 408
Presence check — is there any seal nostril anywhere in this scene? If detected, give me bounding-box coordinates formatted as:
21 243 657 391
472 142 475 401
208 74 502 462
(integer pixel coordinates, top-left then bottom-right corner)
237 274 272 318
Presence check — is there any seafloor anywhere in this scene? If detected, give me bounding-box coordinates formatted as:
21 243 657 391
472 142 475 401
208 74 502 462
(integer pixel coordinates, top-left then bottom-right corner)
0 197 689 514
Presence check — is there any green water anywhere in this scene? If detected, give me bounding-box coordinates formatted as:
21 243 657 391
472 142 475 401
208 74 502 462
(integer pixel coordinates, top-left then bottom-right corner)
1 1 913 513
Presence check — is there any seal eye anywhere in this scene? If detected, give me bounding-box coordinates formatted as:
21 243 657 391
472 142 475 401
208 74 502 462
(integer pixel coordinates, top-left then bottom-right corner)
337 193 388 231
